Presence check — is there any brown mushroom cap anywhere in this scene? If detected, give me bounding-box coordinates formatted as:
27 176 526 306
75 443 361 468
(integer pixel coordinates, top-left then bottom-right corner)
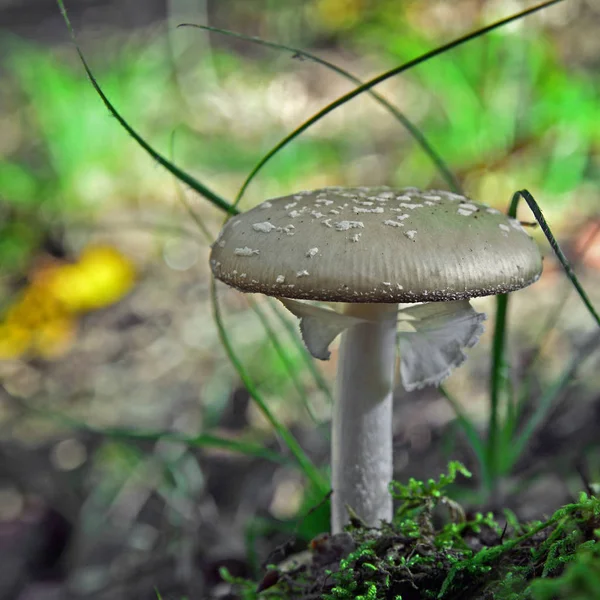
210 187 543 303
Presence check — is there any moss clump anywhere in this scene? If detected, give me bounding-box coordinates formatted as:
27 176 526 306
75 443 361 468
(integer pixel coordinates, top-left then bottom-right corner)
222 462 600 599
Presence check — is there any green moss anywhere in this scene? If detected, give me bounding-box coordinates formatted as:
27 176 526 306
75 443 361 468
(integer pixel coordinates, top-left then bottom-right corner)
223 463 599 599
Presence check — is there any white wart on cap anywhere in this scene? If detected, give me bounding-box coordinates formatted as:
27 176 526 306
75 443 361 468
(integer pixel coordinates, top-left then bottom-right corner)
210 187 542 302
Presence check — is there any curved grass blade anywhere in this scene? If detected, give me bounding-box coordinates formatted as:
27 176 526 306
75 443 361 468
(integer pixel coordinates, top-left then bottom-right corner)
169 129 322 432
510 190 600 327
179 23 460 194
165 132 329 433
56 0 238 216
234 0 565 204
168 127 323 432
211 278 328 495
166 139 329 423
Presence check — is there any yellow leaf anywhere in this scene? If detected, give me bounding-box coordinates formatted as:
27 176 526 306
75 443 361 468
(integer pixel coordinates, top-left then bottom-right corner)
49 245 136 313
0 245 135 360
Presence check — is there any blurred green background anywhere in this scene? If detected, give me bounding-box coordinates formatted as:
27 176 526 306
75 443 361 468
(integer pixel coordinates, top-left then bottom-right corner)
0 1 599 598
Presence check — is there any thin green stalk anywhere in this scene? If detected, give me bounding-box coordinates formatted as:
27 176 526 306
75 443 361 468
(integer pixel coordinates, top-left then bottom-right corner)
233 0 565 204
487 293 510 493
211 278 328 495
179 23 461 194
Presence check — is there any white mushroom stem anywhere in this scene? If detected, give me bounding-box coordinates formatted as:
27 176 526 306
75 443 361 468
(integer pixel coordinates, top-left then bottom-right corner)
278 297 487 533
331 303 398 533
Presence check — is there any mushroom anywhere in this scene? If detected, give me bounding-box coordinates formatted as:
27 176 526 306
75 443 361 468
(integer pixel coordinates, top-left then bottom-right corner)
210 186 542 533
